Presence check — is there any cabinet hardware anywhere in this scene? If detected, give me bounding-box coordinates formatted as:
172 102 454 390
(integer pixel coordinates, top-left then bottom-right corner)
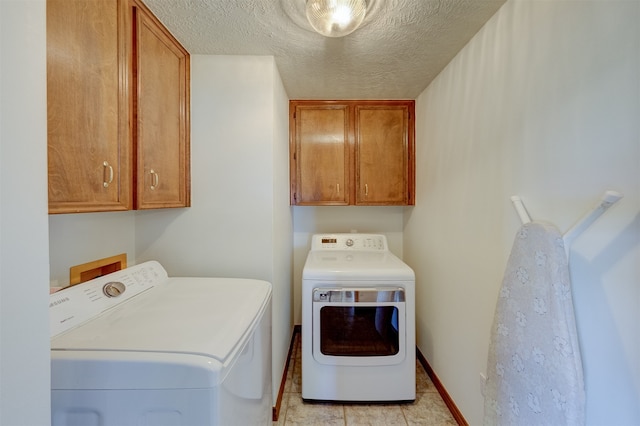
150 169 159 190
337 183 340 194
103 161 114 188
365 183 368 196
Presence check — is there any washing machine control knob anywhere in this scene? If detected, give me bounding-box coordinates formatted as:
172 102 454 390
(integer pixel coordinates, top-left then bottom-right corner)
103 281 126 298
345 238 354 247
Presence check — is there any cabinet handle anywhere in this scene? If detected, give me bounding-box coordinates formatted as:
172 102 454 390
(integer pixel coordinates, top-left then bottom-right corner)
150 169 159 190
102 161 113 188
337 183 340 194
365 183 368 196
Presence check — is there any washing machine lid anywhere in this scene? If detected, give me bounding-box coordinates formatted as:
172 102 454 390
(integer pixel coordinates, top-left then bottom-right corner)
52 277 270 363
303 250 415 280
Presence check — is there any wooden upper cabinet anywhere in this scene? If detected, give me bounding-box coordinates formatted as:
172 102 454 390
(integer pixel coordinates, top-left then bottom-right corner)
290 100 414 206
132 0 190 209
47 0 132 213
355 104 413 205
47 0 190 214
290 104 350 205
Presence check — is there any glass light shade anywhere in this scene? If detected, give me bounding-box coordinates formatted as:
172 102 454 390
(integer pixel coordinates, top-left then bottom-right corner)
306 0 367 38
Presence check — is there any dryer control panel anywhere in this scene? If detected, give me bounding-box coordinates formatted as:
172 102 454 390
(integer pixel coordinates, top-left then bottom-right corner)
311 234 388 251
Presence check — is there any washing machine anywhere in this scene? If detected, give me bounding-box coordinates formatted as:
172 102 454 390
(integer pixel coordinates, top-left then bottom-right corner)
50 261 272 426
301 233 415 402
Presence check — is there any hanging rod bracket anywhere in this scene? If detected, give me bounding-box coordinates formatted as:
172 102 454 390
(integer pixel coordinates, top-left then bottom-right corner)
510 190 623 256
510 195 531 224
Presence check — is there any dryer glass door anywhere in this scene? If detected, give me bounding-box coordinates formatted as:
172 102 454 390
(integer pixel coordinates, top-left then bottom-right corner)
312 287 406 366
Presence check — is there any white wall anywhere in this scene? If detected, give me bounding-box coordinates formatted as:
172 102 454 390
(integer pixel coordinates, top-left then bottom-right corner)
49 211 136 286
292 206 405 323
134 55 293 405
272 57 295 394
0 0 51 424
406 1 640 425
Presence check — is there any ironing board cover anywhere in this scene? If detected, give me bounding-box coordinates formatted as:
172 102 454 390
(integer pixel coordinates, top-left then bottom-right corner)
484 222 585 425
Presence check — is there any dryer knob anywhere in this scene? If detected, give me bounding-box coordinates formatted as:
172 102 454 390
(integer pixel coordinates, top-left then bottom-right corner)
346 238 354 247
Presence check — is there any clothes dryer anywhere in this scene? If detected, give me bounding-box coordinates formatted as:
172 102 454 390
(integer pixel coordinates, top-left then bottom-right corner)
301 233 415 402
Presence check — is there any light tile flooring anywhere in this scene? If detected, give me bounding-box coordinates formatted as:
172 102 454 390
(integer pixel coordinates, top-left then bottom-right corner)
273 333 458 426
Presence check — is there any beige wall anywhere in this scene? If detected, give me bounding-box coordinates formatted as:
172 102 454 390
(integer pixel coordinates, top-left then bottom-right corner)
1 0 51 424
406 1 640 424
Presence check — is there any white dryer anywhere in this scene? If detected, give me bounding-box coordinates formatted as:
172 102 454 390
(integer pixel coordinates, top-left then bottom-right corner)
50 261 272 426
301 233 415 402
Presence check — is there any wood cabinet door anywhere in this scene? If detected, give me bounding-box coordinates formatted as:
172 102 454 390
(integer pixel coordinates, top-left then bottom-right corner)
47 0 131 213
133 1 190 209
291 104 351 205
355 103 414 205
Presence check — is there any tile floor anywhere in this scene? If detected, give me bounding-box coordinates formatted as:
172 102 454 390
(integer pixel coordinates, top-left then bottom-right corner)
273 333 458 426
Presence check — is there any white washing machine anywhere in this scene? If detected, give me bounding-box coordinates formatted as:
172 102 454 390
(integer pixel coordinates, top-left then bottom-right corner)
301 233 415 402
50 261 272 426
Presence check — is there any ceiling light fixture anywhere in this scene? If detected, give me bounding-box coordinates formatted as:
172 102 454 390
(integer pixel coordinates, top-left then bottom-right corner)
306 0 367 38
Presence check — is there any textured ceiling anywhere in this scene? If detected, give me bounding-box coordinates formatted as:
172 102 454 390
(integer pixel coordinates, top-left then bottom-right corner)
143 0 507 99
